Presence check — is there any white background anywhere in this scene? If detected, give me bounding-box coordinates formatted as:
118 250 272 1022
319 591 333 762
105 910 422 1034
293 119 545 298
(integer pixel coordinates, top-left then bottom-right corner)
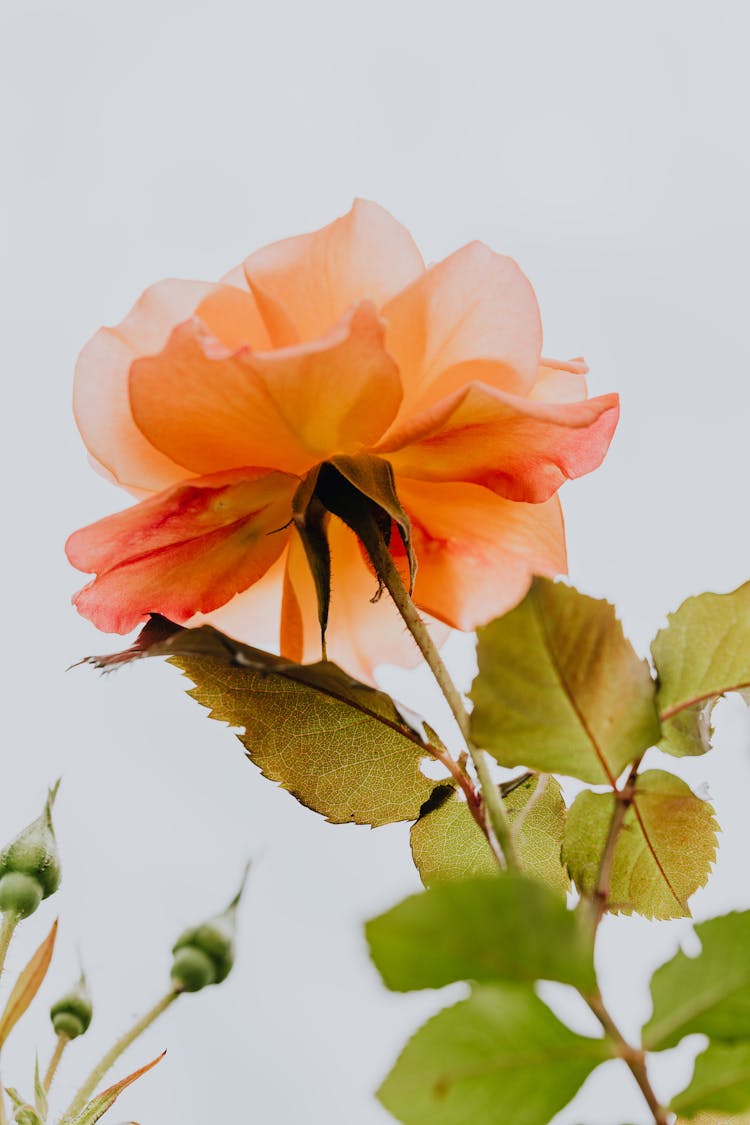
2 2 749 1122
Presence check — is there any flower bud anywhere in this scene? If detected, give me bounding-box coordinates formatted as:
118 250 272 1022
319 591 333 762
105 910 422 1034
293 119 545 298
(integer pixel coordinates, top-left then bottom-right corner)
50 971 93 1040
6 1088 43 1125
170 865 249 993
0 783 61 918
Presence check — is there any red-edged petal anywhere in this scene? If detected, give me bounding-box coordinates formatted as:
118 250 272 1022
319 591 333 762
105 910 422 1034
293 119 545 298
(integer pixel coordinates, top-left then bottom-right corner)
66 470 296 633
242 199 425 343
129 302 402 477
377 383 619 503
397 479 567 631
74 280 271 493
382 242 542 418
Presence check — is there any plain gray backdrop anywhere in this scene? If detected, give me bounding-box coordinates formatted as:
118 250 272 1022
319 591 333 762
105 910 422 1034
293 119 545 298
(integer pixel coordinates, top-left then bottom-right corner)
2 2 749 1121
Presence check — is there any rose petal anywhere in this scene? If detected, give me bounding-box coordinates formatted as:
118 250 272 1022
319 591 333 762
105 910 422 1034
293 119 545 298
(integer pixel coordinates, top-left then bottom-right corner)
67 470 296 633
129 302 402 477
377 383 619 503
194 551 288 654
382 242 542 417
74 280 270 493
532 357 589 403
242 199 424 343
397 479 567 631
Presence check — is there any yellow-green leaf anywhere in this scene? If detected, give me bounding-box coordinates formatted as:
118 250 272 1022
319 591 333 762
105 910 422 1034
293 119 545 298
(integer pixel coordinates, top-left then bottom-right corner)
83 620 439 827
653 581 750 756
0 919 57 1048
410 775 569 896
562 771 717 920
470 579 660 784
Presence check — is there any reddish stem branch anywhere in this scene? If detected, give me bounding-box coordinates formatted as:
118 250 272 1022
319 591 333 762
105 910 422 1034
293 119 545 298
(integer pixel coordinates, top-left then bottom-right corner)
585 991 669 1125
587 758 642 931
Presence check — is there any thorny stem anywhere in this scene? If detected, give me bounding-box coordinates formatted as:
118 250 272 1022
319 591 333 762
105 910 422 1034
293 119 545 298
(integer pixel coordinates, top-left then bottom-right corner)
0 913 19 1125
43 1033 69 1095
61 990 179 1122
585 990 669 1125
363 519 519 869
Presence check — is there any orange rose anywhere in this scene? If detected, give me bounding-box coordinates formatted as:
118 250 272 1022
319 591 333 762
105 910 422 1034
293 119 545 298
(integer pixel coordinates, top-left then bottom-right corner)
67 200 618 680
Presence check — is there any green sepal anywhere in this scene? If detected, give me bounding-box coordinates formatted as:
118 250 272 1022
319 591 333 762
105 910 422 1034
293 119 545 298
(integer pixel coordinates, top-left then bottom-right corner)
291 468 331 655
33 1057 47 1119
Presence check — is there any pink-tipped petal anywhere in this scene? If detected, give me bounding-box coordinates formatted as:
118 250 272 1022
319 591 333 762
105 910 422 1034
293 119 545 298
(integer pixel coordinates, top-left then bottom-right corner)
398 479 567 631
67 470 296 633
378 383 619 503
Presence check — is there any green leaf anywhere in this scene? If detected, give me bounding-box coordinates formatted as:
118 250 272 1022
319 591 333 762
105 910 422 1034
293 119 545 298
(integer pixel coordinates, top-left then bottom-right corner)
83 620 439 827
69 1052 164 1125
643 911 750 1051
378 983 610 1125
410 775 569 896
470 579 660 784
652 581 750 756
563 770 717 920
366 873 595 992
672 1043 750 1118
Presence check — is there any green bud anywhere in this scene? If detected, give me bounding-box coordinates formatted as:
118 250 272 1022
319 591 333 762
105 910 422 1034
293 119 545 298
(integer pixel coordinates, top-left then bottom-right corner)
0 874 42 919
50 971 93 1039
170 864 249 994
6 1088 43 1125
0 783 61 919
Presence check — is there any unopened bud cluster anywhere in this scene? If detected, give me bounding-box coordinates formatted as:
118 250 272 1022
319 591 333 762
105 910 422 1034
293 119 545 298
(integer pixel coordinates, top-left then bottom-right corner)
0 786 249 1123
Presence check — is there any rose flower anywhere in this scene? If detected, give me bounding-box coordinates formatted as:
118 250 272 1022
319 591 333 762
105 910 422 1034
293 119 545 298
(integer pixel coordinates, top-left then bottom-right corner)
67 200 618 681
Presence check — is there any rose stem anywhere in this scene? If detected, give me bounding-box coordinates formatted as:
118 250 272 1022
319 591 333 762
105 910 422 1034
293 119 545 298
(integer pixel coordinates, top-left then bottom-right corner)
361 514 518 870
60 989 179 1122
